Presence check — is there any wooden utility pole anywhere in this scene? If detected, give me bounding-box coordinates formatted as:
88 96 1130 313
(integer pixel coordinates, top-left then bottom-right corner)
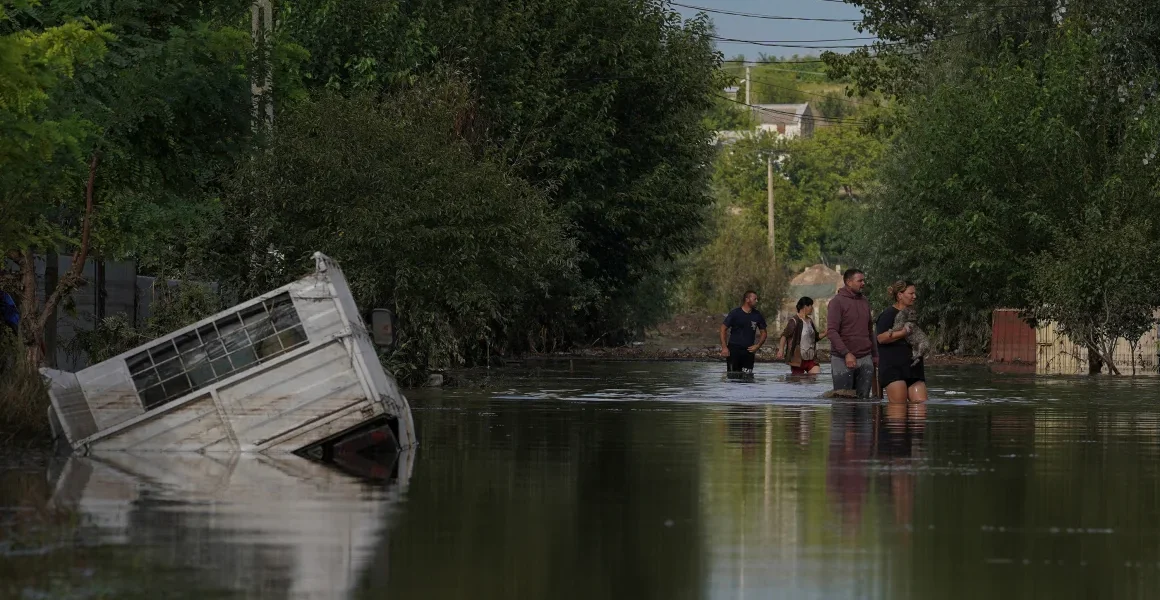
767 154 775 255
745 65 751 106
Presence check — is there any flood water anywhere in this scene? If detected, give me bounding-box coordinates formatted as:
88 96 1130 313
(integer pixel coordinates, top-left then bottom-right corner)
4 361 1160 599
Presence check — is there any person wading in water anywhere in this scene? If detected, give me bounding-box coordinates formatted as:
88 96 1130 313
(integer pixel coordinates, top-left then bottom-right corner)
720 290 767 377
826 269 878 398
876 281 929 403
776 296 827 376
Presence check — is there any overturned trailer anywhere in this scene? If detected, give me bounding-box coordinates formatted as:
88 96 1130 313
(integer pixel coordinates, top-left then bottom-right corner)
42 252 416 457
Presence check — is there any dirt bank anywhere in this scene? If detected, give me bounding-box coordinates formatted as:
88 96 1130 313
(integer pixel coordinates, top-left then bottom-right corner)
527 345 986 365
526 311 987 366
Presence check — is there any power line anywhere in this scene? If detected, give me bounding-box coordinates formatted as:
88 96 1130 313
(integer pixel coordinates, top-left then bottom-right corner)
671 2 862 22
714 35 879 43
814 0 1063 7
717 19 1063 61
712 35 877 50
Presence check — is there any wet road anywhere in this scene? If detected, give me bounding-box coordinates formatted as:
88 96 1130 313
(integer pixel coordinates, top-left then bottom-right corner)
3 361 1160 599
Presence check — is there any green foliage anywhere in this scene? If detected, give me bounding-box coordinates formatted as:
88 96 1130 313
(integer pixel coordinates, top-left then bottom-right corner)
677 207 788 314
5 0 728 383
1026 217 1160 374
709 125 885 269
844 3 1160 356
39 0 255 267
0 0 112 252
705 97 754 132
3 0 262 371
278 0 432 90
218 78 578 382
724 55 833 106
279 0 722 342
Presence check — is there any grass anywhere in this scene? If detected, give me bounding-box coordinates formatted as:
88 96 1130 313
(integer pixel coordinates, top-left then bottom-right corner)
0 346 52 446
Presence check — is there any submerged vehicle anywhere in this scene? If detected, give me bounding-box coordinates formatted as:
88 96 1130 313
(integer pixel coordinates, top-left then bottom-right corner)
41 252 415 459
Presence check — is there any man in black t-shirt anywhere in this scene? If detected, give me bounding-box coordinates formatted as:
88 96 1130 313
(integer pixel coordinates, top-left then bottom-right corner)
719 290 768 375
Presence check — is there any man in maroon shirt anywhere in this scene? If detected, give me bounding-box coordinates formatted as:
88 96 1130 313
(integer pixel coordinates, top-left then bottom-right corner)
826 269 878 398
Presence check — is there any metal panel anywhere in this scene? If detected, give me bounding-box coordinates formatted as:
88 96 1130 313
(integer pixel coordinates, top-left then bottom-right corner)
41 368 99 444
990 309 1036 364
290 275 345 341
216 341 365 449
79 359 145 431
90 395 232 452
103 260 137 319
257 401 377 453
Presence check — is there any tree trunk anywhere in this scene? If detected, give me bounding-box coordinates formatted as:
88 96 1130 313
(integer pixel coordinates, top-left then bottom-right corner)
11 153 100 368
23 326 45 366
1087 345 1104 374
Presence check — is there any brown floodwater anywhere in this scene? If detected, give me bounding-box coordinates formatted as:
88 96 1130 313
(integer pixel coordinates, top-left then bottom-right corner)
3 361 1160 599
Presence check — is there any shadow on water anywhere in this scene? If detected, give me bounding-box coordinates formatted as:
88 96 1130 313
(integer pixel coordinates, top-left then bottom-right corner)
6 361 1160 598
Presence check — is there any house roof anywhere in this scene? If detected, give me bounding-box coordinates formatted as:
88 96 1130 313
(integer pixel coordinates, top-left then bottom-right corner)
790 264 843 287
787 283 841 302
752 103 812 126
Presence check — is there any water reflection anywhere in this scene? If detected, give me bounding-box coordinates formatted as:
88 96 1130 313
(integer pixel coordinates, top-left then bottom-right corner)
828 403 925 542
1 451 411 599
6 362 1160 599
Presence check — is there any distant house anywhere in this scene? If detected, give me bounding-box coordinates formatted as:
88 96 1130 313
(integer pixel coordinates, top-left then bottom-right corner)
712 101 817 147
751 103 816 139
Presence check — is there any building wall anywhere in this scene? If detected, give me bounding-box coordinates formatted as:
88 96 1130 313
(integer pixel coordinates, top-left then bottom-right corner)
757 123 803 139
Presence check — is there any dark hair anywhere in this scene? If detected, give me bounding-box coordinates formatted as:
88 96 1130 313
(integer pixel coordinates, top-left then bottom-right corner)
796 296 814 312
842 268 864 283
887 280 915 303
742 290 757 303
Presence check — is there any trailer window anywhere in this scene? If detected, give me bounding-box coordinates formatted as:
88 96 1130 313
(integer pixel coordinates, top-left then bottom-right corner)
127 292 309 409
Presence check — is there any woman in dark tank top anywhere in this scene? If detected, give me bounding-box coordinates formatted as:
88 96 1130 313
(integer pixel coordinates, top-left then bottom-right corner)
875 281 929 403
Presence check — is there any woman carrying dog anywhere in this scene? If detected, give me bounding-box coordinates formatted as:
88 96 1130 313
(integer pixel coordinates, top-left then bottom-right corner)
876 281 928 403
776 296 827 375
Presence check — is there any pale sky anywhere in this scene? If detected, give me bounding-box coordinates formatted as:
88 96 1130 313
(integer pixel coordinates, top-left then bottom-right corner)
670 0 871 61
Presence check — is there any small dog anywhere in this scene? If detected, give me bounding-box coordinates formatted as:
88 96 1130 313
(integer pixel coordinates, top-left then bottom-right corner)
891 307 932 366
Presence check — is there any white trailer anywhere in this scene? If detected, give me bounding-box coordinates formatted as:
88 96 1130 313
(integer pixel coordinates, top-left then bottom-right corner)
41 252 416 457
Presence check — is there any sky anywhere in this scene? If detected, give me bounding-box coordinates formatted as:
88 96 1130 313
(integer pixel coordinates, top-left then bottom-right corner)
669 0 871 61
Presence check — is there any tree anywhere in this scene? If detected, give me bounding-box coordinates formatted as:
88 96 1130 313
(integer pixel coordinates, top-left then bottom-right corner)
2 0 256 365
846 13 1160 354
279 0 722 344
1 0 112 364
708 122 885 269
1026 218 1160 375
780 123 885 263
218 79 578 382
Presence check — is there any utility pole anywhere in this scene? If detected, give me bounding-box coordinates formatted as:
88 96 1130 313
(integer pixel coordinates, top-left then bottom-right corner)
251 0 274 132
767 154 775 258
745 65 752 106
